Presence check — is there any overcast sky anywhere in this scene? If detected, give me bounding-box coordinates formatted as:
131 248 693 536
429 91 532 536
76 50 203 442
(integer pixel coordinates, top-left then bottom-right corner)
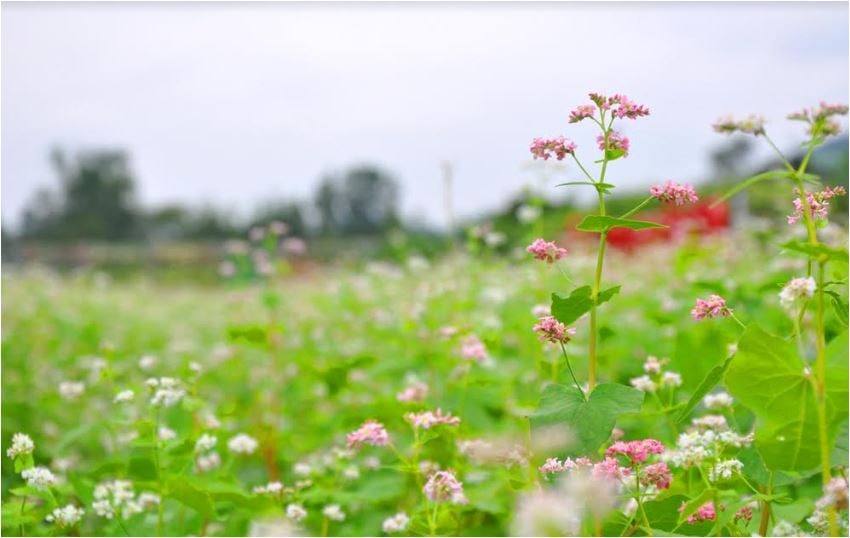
2 2 848 229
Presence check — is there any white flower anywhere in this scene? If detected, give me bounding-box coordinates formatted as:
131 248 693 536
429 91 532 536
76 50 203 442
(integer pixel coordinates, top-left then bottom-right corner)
708 458 743 482
516 204 542 224
342 465 360 480
195 434 217 453
46 504 85 527
138 355 158 370
59 381 85 400
363 456 380 470
92 500 115 519
92 480 157 520
137 493 160 508
772 520 805 537
195 452 221 473
322 504 346 521
703 392 733 409
531 304 551 318
148 377 185 407
643 356 664 374
382 512 410 533
158 427 176 441
189 361 203 375
253 481 283 495
203 413 221 429
286 503 307 523
21 466 56 489
293 462 313 476
692 414 728 431
114 390 134 404
630 375 657 393
779 277 816 309
660 372 682 388
227 433 258 455
6 433 34 459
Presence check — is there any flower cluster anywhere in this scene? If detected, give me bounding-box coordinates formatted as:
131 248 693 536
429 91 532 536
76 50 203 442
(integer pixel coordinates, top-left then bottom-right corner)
382 512 410 533
788 102 848 136
21 466 57 490
702 391 733 410
681 501 717 524
423 470 467 504
459 334 489 363
526 238 567 263
6 432 34 459
529 136 577 161
405 408 461 429
92 480 159 520
146 377 186 407
286 503 308 523
779 276 816 309
707 458 744 482
665 424 753 469
691 295 732 321
649 180 699 206
346 420 390 449
712 114 766 135
45 505 85 528
532 316 575 345
787 186 846 225
396 380 428 403
630 356 682 393
322 504 346 522
227 433 258 455
597 130 630 156
568 104 596 123
605 438 664 465
587 93 650 119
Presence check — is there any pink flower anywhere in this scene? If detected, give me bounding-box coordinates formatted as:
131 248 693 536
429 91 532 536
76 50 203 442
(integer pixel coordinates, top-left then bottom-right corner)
691 295 732 321
712 114 765 135
533 316 576 345
460 335 488 363
526 238 567 263
346 420 390 449
539 458 567 475
641 462 672 490
405 408 461 429
529 136 577 161
650 180 699 206
611 94 650 119
605 439 665 465
734 505 753 523
591 457 632 481
787 186 846 225
597 131 630 156
680 501 717 524
814 102 849 120
569 104 596 123
423 470 467 504
396 381 428 403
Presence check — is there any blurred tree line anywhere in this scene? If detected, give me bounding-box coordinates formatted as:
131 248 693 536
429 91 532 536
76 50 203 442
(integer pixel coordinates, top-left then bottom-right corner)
11 148 409 244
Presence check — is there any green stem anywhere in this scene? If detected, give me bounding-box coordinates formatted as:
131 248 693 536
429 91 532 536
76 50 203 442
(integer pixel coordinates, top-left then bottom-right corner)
19 497 27 537
321 517 329 537
154 408 164 537
758 473 772 536
762 133 796 174
559 342 585 399
117 518 131 537
729 312 747 329
571 154 598 184
619 196 655 219
635 472 653 536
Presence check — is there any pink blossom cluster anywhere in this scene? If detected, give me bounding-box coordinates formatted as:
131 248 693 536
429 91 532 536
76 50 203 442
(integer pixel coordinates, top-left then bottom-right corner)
788 102 849 122
712 114 766 135
532 316 576 345
346 420 390 449
405 408 461 429
423 470 467 504
460 335 488 363
605 438 665 465
640 461 673 490
568 104 596 123
538 456 630 481
680 501 718 524
691 295 732 321
734 505 753 523
396 381 428 403
817 477 849 511
526 238 567 263
529 136 577 161
597 131 630 156
650 180 699 206
587 93 650 119
787 186 846 225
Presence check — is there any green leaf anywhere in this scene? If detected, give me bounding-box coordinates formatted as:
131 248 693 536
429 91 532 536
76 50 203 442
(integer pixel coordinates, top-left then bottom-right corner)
166 478 216 518
529 383 644 455
712 170 793 206
576 215 666 233
676 356 734 423
550 286 621 326
605 149 627 161
555 181 616 192
780 241 849 263
829 295 848 327
13 454 33 473
643 495 689 531
725 325 846 471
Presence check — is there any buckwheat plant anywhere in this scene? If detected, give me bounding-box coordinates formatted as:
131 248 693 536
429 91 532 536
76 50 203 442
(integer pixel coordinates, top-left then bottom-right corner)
713 101 849 537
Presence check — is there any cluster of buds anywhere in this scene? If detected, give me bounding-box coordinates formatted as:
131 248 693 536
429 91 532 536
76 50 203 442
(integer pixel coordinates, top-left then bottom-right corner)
597 131 630 156
526 238 567 263
650 180 699 206
459 334 489 363
404 408 461 429
346 420 390 449
423 470 467 504
680 501 719 524
778 276 816 309
788 102 848 137
691 295 732 321
587 93 650 119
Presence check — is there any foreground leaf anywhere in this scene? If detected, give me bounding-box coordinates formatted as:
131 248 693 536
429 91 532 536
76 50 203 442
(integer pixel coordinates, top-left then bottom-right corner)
576 215 666 233
550 286 621 326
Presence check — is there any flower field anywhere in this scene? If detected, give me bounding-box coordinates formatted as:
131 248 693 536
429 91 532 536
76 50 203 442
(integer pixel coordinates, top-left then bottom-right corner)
2 96 848 537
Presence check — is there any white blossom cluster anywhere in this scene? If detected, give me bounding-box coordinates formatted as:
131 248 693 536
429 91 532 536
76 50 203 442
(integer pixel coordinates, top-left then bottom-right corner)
59 381 85 400
630 356 682 393
6 432 35 459
779 277 816 310
92 480 159 520
146 377 186 407
286 503 307 523
45 504 85 528
707 458 744 482
113 390 134 404
703 392 733 409
252 481 283 495
21 466 57 490
664 428 753 469
322 504 346 521
382 512 410 533
227 433 258 455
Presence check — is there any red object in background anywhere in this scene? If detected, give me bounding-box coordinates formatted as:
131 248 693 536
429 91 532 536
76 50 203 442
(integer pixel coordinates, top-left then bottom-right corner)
605 200 730 251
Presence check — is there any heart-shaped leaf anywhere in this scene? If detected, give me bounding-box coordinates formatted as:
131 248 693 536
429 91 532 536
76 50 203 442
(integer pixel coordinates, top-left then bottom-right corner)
551 285 621 326
530 383 644 456
576 215 666 233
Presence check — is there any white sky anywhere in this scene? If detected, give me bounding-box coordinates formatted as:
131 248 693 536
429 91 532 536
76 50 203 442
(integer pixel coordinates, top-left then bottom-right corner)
2 2 848 229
